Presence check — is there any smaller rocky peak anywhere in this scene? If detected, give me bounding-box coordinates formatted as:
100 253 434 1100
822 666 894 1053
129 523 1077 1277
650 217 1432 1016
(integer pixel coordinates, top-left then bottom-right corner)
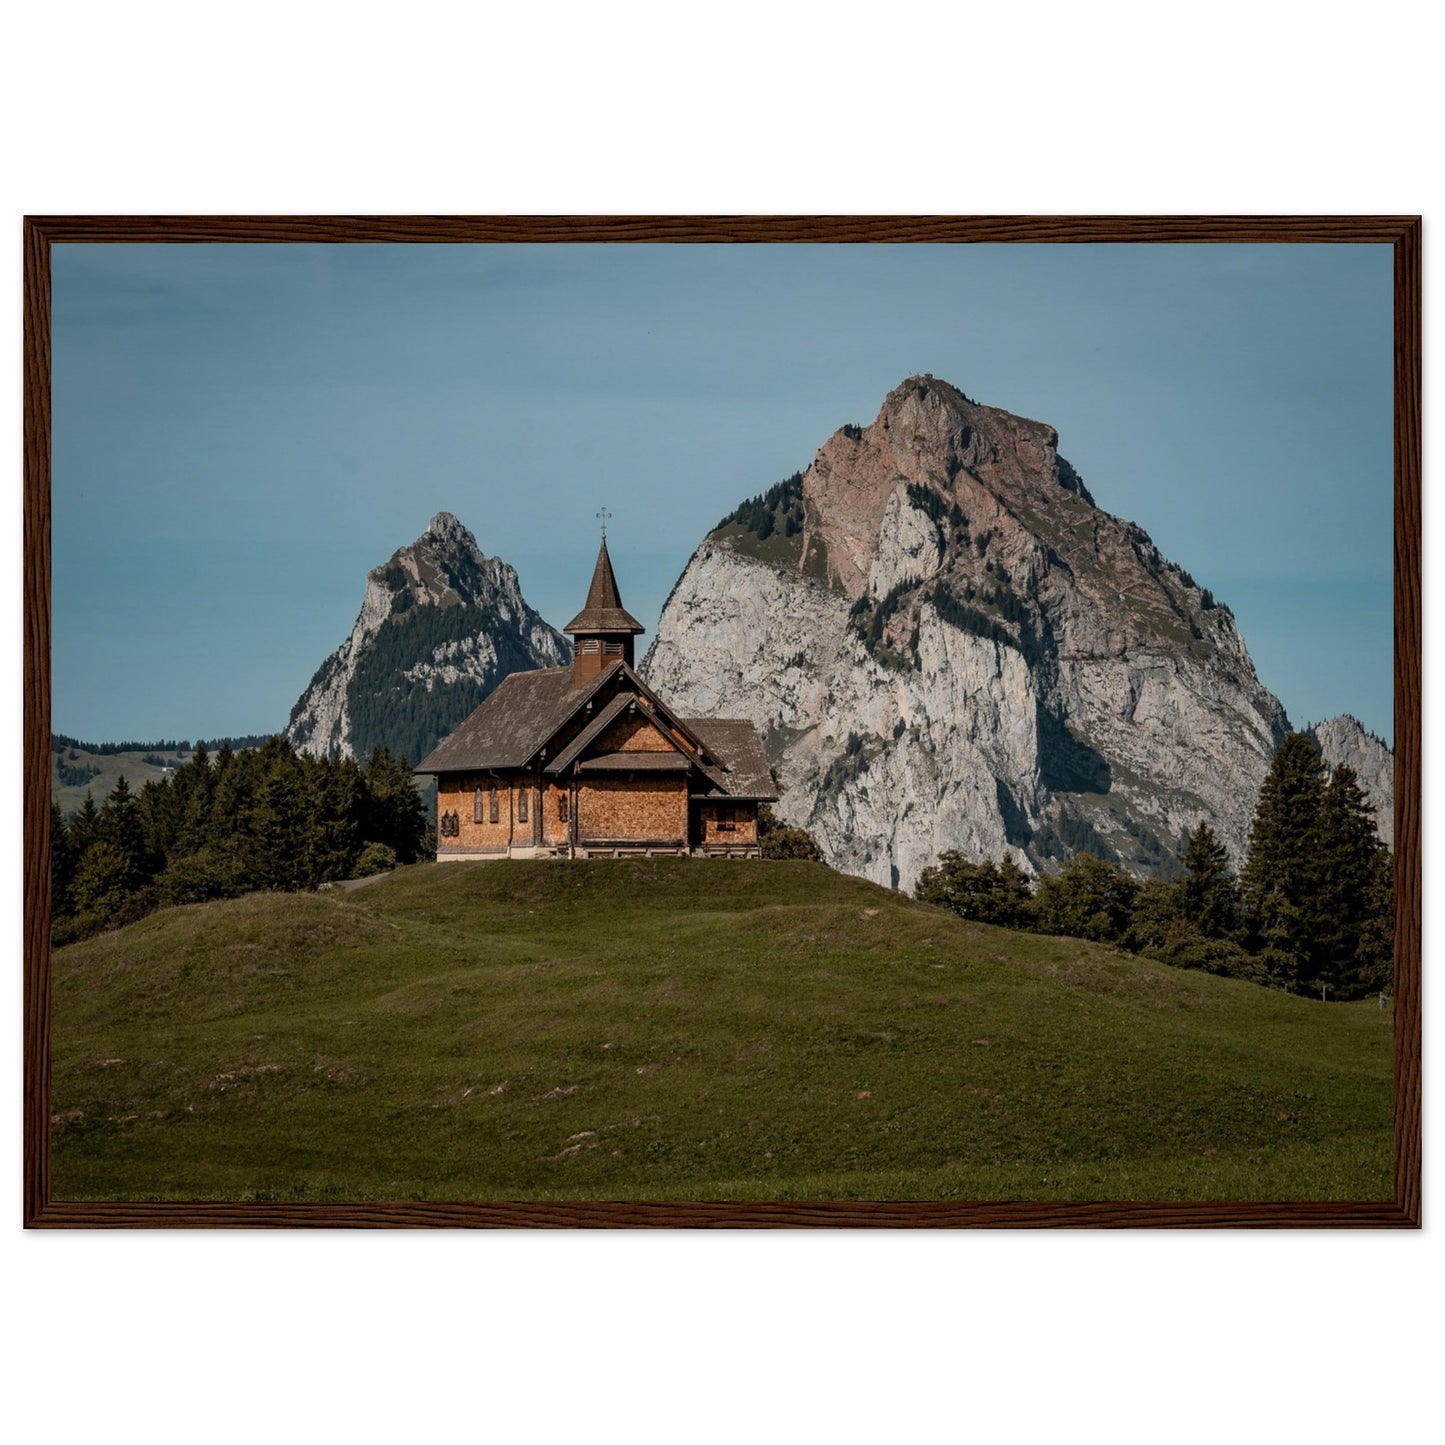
1311 713 1395 845
425 511 478 551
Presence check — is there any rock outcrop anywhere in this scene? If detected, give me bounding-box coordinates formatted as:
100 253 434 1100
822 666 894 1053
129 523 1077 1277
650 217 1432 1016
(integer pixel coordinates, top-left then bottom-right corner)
1313 714 1395 848
642 375 1300 891
286 513 568 763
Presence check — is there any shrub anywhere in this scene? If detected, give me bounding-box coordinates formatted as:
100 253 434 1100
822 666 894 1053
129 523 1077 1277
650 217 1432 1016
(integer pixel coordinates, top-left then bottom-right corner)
354 842 398 878
758 806 823 861
915 852 1034 928
158 848 252 906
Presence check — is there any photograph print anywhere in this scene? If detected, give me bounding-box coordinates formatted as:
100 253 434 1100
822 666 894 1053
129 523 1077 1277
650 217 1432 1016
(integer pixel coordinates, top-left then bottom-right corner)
26 219 1419 1224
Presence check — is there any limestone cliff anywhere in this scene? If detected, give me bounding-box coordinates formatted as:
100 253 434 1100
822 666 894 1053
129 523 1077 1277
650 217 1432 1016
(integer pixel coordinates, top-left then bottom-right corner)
1313 714 1395 848
642 376 1300 890
286 512 568 763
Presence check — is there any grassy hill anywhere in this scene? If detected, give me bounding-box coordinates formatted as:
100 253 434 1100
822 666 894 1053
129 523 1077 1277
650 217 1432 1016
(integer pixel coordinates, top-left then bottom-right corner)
50 743 189 817
50 860 1393 1203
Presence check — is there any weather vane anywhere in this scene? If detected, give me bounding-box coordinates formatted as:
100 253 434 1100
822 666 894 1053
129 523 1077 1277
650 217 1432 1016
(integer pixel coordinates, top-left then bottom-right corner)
596 506 612 537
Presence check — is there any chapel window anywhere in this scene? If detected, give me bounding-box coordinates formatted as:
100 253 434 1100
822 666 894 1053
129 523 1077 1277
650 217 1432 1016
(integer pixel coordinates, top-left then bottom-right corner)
559 793 569 823
518 787 528 823
474 787 483 824
490 785 499 824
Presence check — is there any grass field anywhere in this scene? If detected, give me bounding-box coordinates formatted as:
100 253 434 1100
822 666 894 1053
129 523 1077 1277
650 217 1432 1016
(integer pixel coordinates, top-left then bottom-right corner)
49 860 1394 1202
51 743 188 817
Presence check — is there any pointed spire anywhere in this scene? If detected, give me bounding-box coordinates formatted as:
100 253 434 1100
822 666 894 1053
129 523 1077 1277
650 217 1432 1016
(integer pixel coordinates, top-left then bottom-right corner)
564 535 645 636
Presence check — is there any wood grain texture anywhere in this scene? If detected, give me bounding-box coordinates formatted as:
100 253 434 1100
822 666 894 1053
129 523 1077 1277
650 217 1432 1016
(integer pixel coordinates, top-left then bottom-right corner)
20 216 1421 245
22 215 1423 1228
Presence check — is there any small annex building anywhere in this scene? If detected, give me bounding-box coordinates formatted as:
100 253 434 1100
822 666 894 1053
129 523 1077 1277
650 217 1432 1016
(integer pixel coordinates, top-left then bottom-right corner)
416 535 776 859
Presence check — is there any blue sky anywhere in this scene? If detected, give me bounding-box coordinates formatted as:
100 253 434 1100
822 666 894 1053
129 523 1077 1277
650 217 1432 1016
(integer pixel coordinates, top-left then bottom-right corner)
50 242 1394 745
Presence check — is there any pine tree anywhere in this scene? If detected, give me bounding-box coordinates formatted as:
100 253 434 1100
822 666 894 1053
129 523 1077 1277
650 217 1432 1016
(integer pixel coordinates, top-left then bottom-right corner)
363 748 428 864
1239 732 1327 988
68 791 101 859
1312 764 1388 997
50 801 77 919
1351 850 1395 997
174 744 215 856
97 776 154 895
310 754 366 882
1175 822 1238 938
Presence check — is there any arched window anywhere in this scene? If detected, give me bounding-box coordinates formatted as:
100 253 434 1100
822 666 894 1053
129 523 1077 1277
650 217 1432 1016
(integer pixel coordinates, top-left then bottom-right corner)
518 786 528 823
489 785 499 823
474 787 483 824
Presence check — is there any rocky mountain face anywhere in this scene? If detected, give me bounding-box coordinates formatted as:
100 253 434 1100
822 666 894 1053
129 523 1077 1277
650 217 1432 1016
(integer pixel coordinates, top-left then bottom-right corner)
1312 715 1395 848
643 375 1326 892
286 513 568 764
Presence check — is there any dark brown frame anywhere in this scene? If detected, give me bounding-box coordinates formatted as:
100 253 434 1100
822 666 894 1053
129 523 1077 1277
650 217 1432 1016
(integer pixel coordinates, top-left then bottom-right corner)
23 215 1422 1227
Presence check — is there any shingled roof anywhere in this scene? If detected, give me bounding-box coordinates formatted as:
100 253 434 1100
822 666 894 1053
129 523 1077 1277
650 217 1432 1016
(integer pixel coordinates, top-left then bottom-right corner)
563 536 645 636
414 663 618 773
685 719 777 800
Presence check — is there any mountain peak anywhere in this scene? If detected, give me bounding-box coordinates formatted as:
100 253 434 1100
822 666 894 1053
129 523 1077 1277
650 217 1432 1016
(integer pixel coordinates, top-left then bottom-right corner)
287 515 568 762
424 511 480 553
648 377 1297 888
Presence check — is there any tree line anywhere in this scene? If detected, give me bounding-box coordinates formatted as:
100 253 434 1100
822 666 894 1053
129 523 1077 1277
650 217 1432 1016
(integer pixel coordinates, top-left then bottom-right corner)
915 732 1392 1001
51 736 429 945
52 731 272 757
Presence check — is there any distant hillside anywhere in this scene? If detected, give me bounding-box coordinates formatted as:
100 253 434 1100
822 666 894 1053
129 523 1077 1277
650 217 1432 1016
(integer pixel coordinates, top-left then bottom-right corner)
51 860 1393 1204
49 734 271 817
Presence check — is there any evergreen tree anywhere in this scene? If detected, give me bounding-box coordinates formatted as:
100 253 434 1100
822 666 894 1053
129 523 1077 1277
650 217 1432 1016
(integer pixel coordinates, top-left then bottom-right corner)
1350 850 1395 997
252 740 311 890
1239 732 1328 988
363 748 428 864
71 840 137 918
1175 822 1238 938
174 744 216 856
97 776 155 895
1312 765 1389 997
309 753 366 882
68 791 101 858
1033 853 1138 943
1122 878 1178 954
50 802 77 919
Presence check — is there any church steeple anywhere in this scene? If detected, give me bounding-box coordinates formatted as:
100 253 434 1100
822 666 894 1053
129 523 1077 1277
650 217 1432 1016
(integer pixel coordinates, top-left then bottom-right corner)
565 533 645 686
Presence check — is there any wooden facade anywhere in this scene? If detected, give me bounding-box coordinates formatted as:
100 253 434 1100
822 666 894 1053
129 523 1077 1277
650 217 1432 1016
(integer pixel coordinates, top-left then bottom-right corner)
419 537 777 860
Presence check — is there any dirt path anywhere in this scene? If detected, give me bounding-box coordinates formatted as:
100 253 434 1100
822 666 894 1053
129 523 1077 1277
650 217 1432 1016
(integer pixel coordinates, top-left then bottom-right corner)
335 870 395 893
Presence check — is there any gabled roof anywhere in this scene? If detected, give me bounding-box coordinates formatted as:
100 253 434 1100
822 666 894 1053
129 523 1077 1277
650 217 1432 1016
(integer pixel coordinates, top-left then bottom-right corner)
415 658 777 801
543 693 637 775
414 662 619 773
563 536 644 635
685 719 778 800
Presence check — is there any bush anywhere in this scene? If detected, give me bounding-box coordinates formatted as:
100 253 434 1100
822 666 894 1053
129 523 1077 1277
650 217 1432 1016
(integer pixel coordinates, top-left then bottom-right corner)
915 852 1034 928
1033 854 1138 943
158 848 252 906
354 842 398 878
758 806 823 862
1158 924 1268 984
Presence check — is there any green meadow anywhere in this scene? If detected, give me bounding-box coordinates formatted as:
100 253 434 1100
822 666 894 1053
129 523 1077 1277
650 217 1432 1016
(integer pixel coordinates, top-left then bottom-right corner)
50 860 1393 1203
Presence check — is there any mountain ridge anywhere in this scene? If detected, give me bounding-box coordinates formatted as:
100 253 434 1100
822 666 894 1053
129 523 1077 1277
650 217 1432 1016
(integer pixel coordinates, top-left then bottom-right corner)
641 375 1391 889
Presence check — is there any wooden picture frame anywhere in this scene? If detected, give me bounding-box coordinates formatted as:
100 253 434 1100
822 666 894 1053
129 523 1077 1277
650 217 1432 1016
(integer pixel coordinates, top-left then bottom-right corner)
23 215 1421 1227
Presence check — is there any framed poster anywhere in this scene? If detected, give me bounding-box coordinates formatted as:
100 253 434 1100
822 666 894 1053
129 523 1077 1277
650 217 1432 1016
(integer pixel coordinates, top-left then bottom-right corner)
22 216 1421 1226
